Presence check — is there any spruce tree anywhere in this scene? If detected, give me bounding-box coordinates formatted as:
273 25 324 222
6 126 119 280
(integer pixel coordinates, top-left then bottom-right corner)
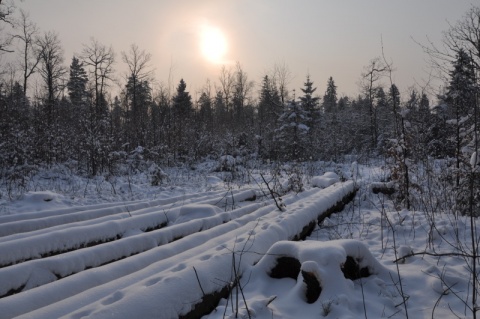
299 75 319 158
257 75 282 158
444 49 476 188
172 79 193 158
67 56 88 107
323 76 337 113
299 75 319 125
322 77 339 160
275 96 309 161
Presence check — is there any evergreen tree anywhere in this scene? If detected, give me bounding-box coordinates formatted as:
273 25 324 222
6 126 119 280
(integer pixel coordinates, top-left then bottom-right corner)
198 91 212 120
419 93 430 117
299 75 319 158
323 76 337 113
172 79 193 158
299 74 319 125
110 95 124 149
349 95 373 152
444 49 477 188
172 79 193 118
275 97 309 161
388 84 401 136
151 90 171 160
338 96 349 109
410 92 432 161
125 76 152 147
213 90 227 140
257 75 282 158
67 56 88 106
198 91 214 133
322 77 340 160
375 87 392 147
193 90 215 158
0 82 33 170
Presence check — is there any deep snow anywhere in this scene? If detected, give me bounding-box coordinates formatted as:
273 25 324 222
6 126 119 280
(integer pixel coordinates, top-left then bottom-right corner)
0 163 478 319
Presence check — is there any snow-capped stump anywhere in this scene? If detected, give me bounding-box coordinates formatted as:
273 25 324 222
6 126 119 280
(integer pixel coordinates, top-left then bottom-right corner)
254 240 388 307
311 172 340 188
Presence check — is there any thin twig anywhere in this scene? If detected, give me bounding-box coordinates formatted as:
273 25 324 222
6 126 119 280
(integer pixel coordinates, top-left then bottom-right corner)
193 266 206 297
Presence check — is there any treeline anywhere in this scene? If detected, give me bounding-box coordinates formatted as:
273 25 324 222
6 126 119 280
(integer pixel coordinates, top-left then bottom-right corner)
0 4 479 195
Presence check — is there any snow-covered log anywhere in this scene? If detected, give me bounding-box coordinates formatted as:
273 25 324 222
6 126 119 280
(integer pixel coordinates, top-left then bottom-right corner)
0 181 355 319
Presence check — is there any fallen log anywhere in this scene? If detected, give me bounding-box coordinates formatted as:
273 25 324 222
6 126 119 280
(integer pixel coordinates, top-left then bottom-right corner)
180 182 357 319
2 182 356 319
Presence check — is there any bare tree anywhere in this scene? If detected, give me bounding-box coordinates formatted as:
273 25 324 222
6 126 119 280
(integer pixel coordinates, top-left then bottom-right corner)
232 62 254 145
121 44 153 146
382 41 411 209
37 31 66 120
443 6 480 71
121 43 152 110
360 57 387 148
233 61 254 111
81 38 115 114
272 61 292 105
13 9 42 96
419 5 480 82
0 0 15 53
218 65 234 113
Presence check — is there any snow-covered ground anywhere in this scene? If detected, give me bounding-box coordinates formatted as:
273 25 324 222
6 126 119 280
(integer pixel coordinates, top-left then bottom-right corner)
0 161 477 318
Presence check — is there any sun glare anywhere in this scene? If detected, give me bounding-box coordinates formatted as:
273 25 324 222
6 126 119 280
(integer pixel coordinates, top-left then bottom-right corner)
200 24 227 64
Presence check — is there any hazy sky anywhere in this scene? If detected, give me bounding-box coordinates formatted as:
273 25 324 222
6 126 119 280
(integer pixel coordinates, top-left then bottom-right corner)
16 0 477 100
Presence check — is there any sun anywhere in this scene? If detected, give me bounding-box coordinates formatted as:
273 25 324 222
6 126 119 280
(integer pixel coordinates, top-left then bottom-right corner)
200 24 227 64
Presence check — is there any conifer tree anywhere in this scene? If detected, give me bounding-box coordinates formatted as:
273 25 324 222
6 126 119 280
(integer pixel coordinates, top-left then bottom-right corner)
444 49 476 187
323 76 337 113
322 77 340 160
275 96 309 161
67 56 88 106
299 75 319 158
0 81 32 170
257 75 282 158
299 75 319 126
172 78 193 158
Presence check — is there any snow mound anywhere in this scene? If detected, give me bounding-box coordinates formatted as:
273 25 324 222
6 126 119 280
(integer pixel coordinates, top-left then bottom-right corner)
12 191 71 213
206 175 223 187
174 204 222 224
311 172 340 188
206 239 395 319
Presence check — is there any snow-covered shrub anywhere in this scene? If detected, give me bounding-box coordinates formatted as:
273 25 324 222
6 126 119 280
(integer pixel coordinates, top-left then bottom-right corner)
148 163 168 186
275 164 304 194
2 163 37 200
285 169 304 193
215 155 236 172
127 146 147 173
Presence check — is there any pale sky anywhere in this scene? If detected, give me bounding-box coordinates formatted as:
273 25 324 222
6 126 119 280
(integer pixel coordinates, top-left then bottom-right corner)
16 0 477 100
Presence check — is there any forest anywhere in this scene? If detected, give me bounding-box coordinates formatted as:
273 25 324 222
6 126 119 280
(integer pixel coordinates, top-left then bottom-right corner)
0 2 478 213
2 2 480 318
